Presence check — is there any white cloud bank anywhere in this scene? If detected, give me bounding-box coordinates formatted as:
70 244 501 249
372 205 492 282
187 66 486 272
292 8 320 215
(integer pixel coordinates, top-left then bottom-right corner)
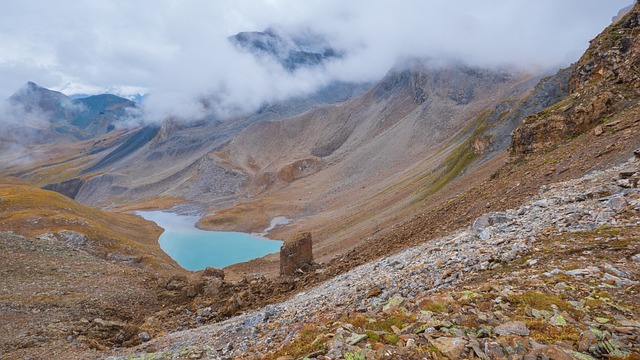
0 0 632 122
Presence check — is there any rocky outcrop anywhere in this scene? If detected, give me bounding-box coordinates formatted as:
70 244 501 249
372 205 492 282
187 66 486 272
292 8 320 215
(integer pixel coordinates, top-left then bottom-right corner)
280 231 313 276
276 158 325 183
42 178 86 199
511 3 640 154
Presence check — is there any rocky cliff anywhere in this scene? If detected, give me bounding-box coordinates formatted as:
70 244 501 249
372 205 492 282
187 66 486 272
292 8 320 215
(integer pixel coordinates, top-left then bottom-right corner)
511 2 640 154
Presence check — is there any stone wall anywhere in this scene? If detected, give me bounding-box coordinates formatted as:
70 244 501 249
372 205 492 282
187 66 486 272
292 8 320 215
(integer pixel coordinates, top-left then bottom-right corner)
280 232 313 276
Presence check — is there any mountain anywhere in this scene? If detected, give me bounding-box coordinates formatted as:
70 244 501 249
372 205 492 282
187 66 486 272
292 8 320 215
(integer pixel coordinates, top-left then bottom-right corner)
17 61 555 265
229 27 342 71
5 82 136 142
120 5 640 357
0 54 572 271
2 3 640 359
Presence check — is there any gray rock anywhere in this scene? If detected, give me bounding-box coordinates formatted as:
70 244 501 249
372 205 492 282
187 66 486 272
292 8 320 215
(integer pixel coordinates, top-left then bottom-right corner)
478 229 492 241
603 273 639 287
565 267 599 276
632 253 640 262
604 264 630 279
494 321 530 336
346 333 367 345
606 196 627 212
197 307 212 318
138 332 150 342
56 230 88 247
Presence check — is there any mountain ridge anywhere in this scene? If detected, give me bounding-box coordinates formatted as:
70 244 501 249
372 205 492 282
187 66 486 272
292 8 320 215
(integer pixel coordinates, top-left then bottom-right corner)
5 81 136 142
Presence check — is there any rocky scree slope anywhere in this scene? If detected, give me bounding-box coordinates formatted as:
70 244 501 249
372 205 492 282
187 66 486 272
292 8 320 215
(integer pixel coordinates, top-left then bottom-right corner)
197 62 537 239
117 154 640 359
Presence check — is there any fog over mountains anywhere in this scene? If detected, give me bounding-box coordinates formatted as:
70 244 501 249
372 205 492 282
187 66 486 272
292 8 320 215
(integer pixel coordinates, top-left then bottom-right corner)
0 0 631 124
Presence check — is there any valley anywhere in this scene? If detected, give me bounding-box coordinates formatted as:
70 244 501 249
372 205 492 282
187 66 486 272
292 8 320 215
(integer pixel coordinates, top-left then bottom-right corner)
0 2 639 359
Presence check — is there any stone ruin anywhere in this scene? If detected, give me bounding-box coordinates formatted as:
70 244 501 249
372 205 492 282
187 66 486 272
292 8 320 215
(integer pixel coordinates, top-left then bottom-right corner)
280 231 313 276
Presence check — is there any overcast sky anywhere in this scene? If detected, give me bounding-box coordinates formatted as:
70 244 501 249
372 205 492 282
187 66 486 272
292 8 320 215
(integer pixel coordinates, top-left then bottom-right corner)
0 0 632 122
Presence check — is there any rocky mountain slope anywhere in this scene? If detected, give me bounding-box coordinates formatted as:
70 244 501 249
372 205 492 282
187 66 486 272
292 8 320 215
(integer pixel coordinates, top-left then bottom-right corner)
116 156 640 359
198 64 534 226
512 7 639 154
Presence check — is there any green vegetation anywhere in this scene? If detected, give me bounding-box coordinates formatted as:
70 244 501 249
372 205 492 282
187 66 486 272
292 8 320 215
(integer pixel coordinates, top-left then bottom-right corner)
416 110 493 201
419 298 451 313
383 333 400 345
508 292 581 319
270 324 328 359
344 349 366 360
525 319 580 343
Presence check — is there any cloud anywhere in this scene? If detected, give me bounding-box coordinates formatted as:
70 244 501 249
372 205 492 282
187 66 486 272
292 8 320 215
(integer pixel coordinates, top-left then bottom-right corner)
0 0 632 123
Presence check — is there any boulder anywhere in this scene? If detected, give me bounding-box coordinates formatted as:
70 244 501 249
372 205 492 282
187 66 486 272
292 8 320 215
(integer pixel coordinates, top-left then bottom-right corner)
202 266 225 280
471 212 508 235
430 337 467 359
203 277 224 297
494 321 530 336
619 168 637 179
56 230 88 247
280 232 313 276
606 196 627 212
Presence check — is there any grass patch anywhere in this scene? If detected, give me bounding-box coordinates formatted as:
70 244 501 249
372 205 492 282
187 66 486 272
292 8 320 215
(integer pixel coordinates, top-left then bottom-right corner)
363 315 410 333
508 292 582 319
269 324 328 359
419 299 451 313
415 109 494 201
382 333 399 345
525 319 580 344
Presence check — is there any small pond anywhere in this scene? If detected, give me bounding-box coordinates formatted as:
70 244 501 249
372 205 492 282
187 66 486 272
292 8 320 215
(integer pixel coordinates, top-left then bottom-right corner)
136 210 283 271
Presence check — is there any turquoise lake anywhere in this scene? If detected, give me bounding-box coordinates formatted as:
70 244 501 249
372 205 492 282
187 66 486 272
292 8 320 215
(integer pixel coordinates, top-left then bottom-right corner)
136 210 283 271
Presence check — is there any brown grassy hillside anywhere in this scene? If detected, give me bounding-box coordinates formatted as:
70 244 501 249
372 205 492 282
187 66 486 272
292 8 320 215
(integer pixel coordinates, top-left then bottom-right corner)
0 181 175 269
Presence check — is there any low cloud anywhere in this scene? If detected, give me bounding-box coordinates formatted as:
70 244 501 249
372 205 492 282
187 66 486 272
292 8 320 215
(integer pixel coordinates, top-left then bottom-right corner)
0 0 632 124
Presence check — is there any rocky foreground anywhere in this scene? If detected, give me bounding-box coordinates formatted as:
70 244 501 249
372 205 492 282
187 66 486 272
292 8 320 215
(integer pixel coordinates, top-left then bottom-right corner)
111 156 640 359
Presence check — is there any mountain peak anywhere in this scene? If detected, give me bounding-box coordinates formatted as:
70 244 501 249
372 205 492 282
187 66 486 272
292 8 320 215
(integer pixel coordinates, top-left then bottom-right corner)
229 28 341 71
